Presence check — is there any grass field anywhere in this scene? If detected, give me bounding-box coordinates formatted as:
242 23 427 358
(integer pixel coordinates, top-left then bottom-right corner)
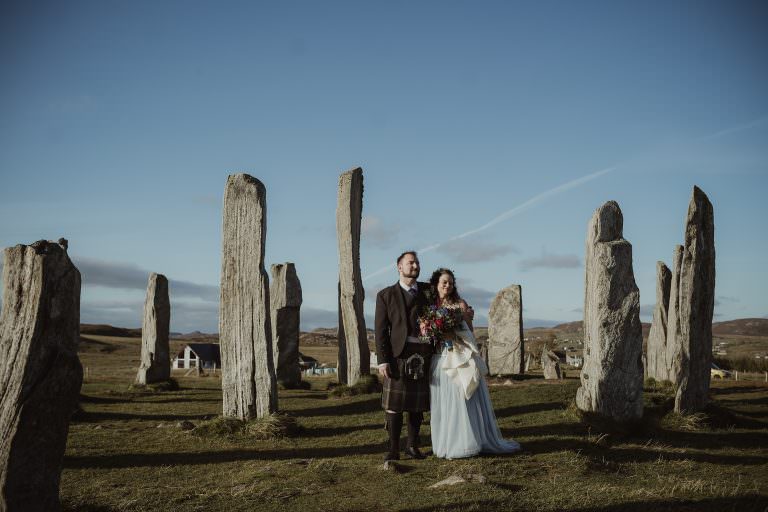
66 335 768 511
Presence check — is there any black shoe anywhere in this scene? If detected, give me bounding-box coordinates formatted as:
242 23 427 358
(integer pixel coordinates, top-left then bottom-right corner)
404 446 426 459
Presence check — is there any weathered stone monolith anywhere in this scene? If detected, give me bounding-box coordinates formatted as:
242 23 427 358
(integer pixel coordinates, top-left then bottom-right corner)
542 349 562 380
575 201 644 422
220 174 277 419
135 273 171 385
488 284 524 375
0 240 82 512
665 245 684 383
646 262 671 381
675 186 716 413
336 167 370 385
270 263 302 388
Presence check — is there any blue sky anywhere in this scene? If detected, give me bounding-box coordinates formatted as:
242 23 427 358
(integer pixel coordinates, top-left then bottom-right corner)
1 1 766 332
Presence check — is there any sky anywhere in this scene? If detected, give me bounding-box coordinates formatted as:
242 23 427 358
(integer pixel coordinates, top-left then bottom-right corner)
1 1 767 332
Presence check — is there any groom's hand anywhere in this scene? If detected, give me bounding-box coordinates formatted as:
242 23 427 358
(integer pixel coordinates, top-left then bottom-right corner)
378 363 391 378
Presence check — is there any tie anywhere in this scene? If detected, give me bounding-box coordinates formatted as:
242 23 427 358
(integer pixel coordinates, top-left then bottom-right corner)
408 287 417 297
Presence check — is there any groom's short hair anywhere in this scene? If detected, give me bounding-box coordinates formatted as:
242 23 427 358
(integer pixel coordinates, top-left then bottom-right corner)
397 250 418 265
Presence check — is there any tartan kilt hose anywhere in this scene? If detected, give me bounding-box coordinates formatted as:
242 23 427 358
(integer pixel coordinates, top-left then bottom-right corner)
381 343 433 412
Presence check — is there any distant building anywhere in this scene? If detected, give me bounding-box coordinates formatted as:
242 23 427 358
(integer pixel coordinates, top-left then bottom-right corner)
298 352 319 370
172 343 221 370
566 353 583 368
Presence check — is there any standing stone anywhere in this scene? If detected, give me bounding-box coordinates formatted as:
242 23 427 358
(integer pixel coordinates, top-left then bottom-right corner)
220 174 277 420
270 263 302 388
524 352 532 372
575 201 644 422
0 240 82 512
646 262 671 381
665 245 684 384
135 273 171 385
542 349 562 380
675 186 716 413
488 285 524 375
336 167 370 385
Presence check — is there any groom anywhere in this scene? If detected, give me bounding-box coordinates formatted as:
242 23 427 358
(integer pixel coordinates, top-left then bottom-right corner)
375 250 433 461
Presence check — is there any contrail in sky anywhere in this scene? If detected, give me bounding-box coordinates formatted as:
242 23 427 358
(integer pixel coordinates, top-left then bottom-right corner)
362 165 617 281
696 115 768 142
361 115 768 283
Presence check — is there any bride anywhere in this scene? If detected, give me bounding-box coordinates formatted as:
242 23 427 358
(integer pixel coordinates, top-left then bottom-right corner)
428 268 521 459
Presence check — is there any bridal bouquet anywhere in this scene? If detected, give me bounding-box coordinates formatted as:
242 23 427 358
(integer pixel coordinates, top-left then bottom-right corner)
418 305 463 351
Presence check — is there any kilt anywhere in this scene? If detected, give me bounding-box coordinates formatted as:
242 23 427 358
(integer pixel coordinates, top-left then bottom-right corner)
381 342 433 412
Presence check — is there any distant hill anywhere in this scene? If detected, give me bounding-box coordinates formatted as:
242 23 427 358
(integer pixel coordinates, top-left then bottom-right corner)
552 320 651 337
552 321 582 334
80 324 141 337
171 331 219 340
712 318 768 336
552 318 768 337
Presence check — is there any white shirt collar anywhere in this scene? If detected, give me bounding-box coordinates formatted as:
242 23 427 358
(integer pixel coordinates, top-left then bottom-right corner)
399 281 418 294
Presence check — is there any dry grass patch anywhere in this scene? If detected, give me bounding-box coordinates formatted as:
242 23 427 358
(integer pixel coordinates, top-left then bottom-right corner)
192 413 301 440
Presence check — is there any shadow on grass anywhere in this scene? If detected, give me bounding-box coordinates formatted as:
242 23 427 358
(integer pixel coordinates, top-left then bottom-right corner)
79 394 133 405
63 504 117 512
63 443 386 469
658 429 768 449
130 397 221 404
502 421 587 438
710 385 767 395
520 437 768 466
295 396 381 417
280 393 327 400
733 396 768 406
562 494 768 512
301 423 382 438
495 402 565 419
72 411 212 423
490 374 542 382
403 496 521 512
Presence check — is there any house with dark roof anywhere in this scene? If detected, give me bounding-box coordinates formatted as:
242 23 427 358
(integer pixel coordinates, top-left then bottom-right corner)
172 343 221 370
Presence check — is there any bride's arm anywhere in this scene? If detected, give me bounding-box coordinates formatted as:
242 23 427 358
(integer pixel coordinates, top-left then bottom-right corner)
459 299 474 332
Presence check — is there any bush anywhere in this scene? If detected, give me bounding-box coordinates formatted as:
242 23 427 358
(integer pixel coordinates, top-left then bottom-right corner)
328 374 382 398
644 377 674 394
277 380 312 391
129 378 180 393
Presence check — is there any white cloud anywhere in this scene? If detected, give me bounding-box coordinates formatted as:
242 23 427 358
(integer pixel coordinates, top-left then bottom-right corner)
518 250 581 271
73 257 219 301
361 216 400 249
436 237 517 263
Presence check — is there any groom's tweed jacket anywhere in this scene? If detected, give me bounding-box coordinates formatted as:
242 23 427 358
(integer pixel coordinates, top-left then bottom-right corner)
374 281 429 365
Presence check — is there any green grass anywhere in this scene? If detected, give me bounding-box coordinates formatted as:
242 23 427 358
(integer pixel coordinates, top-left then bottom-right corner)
64 335 768 511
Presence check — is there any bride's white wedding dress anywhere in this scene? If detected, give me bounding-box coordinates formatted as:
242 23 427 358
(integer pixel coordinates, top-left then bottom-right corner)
430 319 521 459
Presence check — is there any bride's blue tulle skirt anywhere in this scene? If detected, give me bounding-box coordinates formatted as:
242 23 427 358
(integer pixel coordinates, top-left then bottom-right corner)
429 351 521 459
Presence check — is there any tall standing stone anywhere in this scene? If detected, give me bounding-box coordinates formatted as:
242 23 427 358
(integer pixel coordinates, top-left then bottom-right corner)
0 240 82 512
665 245 684 384
336 167 370 385
575 201 644 422
135 273 171 385
220 174 277 419
270 263 302 388
542 348 563 380
646 262 671 381
488 285 524 375
675 186 716 413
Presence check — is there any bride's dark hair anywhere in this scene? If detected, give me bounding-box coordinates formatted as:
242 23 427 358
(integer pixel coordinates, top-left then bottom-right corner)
430 268 460 304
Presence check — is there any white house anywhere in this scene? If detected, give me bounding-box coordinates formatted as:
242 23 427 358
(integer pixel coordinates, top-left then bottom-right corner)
566 353 583 368
172 343 221 371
